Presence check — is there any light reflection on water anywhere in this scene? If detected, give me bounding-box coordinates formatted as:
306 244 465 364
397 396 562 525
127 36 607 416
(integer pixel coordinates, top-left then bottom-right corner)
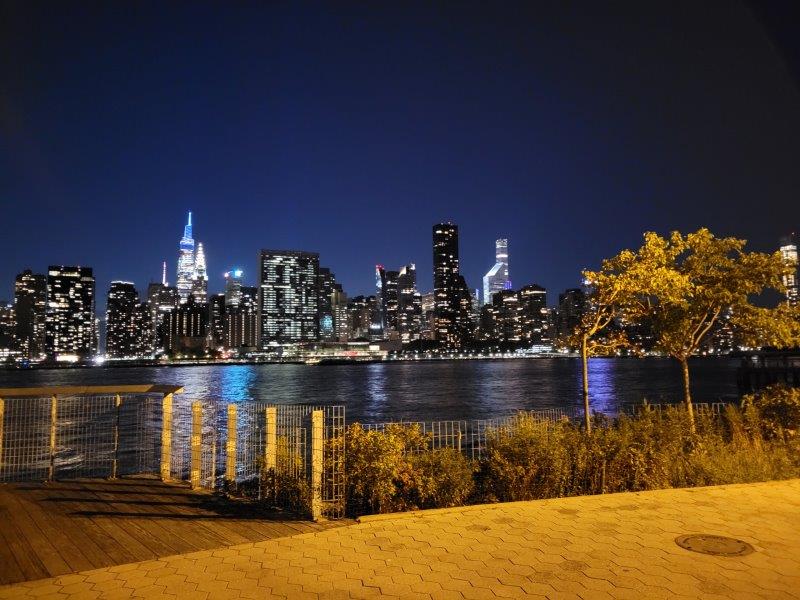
0 358 740 423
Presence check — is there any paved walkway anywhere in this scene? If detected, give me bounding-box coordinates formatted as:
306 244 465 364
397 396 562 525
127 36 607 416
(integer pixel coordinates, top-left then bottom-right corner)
1 479 799 599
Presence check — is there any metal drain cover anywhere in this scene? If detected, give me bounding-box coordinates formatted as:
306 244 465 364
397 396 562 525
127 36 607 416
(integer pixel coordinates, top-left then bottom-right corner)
675 534 754 557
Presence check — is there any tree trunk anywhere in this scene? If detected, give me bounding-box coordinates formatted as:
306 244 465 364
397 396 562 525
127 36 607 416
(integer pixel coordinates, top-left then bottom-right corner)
581 337 591 434
680 356 696 433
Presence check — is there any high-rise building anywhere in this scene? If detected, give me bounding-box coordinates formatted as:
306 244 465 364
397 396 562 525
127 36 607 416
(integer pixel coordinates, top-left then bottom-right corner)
224 269 244 306
433 222 468 347
225 286 258 350
13 269 47 360
331 288 349 342
383 270 400 338
780 235 798 306
106 282 152 358
0 301 14 357
483 238 511 305
518 284 550 346
147 281 179 354
555 288 588 341
258 250 320 345
374 265 387 338
318 267 339 341
397 264 421 342
162 295 208 354
492 290 522 342
208 293 226 349
192 242 208 303
45 266 97 360
176 212 195 303
347 295 372 340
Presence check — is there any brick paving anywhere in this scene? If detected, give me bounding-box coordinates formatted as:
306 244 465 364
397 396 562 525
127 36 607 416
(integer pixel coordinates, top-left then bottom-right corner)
1 479 799 599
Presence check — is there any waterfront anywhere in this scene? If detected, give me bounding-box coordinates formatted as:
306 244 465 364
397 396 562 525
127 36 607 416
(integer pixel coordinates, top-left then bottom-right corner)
0 357 741 423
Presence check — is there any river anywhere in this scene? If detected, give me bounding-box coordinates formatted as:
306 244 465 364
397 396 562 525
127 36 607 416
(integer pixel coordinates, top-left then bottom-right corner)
0 357 741 423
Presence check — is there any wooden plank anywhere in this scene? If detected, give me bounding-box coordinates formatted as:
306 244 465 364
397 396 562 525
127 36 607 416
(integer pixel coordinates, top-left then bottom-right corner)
0 504 26 585
2 483 95 575
0 385 184 398
0 485 71 578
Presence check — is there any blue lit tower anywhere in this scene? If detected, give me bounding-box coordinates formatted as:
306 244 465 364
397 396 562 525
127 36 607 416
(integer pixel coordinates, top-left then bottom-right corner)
176 212 195 303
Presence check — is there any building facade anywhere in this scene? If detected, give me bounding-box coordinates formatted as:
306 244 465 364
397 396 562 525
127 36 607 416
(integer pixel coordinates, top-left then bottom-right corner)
433 222 472 347
45 266 97 360
106 282 151 358
518 284 550 346
258 250 320 345
780 235 798 306
397 263 422 342
224 285 258 350
13 269 47 360
176 212 195 302
482 238 511 305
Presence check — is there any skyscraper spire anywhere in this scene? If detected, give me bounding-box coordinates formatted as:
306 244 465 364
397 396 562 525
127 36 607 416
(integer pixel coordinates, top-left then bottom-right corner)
161 261 167 286
176 211 195 302
191 242 208 303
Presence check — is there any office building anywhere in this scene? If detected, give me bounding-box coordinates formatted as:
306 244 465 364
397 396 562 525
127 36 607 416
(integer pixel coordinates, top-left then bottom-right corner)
45 266 97 360
191 242 208 303
147 281 179 354
176 212 195 302
224 268 244 306
433 222 472 347
482 238 511 305
258 250 320 345
224 286 258 350
163 295 208 354
106 282 151 358
780 235 798 306
518 284 550 346
208 293 226 349
397 264 422 342
13 269 47 360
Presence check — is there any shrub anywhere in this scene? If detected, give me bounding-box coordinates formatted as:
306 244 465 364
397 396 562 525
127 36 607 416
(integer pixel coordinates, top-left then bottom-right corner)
742 384 800 442
344 423 475 515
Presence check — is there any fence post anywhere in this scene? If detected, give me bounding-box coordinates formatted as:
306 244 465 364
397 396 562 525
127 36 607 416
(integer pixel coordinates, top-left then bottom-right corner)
310 409 323 521
160 393 173 481
191 401 202 490
265 406 277 471
112 394 122 479
49 394 57 481
226 404 237 488
0 398 4 468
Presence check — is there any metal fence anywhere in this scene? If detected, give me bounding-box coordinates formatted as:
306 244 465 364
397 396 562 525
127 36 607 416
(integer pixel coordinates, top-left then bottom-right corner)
0 387 345 520
363 407 574 460
0 392 162 482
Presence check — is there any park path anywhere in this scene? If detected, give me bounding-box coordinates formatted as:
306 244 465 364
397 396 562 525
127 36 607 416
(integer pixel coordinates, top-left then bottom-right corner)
1 479 799 599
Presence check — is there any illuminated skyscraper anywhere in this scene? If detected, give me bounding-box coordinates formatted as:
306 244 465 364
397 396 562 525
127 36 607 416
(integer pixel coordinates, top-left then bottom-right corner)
45 266 96 360
147 281 179 353
433 223 472 347
258 250 320 345
224 268 244 306
106 282 152 358
482 238 511 305
14 269 47 360
176 212 195 303
397 264 421 342
518 284 550 346
191 242 208 303
780 235 798 306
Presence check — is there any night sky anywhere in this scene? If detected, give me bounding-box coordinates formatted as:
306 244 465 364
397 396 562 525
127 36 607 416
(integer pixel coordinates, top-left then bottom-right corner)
2 1 799 309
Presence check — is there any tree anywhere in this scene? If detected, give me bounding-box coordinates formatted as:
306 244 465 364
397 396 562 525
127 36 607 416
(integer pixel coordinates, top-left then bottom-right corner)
566 243 666 433
630 229 800 430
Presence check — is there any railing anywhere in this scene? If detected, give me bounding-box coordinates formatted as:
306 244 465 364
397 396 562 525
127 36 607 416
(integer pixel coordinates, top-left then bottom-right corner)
0 386 345 520
362 407 575 460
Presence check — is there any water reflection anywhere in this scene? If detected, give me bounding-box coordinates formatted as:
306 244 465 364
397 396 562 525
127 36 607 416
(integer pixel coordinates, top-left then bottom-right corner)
0 358 740 423
220 366 256 403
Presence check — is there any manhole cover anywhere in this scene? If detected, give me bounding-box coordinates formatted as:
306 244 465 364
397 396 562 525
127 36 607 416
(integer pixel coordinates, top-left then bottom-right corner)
675 534 754 557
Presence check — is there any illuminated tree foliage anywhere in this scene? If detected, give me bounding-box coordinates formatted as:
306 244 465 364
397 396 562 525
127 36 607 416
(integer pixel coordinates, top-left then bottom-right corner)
629 229 800 430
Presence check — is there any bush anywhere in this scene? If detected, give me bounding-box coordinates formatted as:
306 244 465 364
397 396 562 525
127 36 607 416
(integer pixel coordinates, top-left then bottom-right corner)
342 402 800 517
742 384 800 442
344 423 474 515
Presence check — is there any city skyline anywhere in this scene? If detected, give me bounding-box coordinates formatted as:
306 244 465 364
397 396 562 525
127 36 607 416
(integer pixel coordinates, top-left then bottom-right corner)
3 3 800 310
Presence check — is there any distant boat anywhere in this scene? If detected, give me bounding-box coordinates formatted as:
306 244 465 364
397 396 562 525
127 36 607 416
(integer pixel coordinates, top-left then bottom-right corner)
304 358 322 365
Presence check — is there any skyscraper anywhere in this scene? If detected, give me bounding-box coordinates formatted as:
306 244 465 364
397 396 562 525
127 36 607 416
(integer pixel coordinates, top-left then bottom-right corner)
224 269 244 306
147 281 179 354
13 269 47 360
258 250 320 345
176 212 195 303
780 235 798 306
433 223 471 347
208 293 226 349
45 266 97 360
318 267 339 341
397 263 422 342
192 242 208 303
106 282 152 358
518 284 550 346
225 286 258 350
483 238 511 305
0 301 14 358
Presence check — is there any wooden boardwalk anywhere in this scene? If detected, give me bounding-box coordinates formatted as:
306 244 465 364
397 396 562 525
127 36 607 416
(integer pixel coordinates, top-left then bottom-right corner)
0 476 349 586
